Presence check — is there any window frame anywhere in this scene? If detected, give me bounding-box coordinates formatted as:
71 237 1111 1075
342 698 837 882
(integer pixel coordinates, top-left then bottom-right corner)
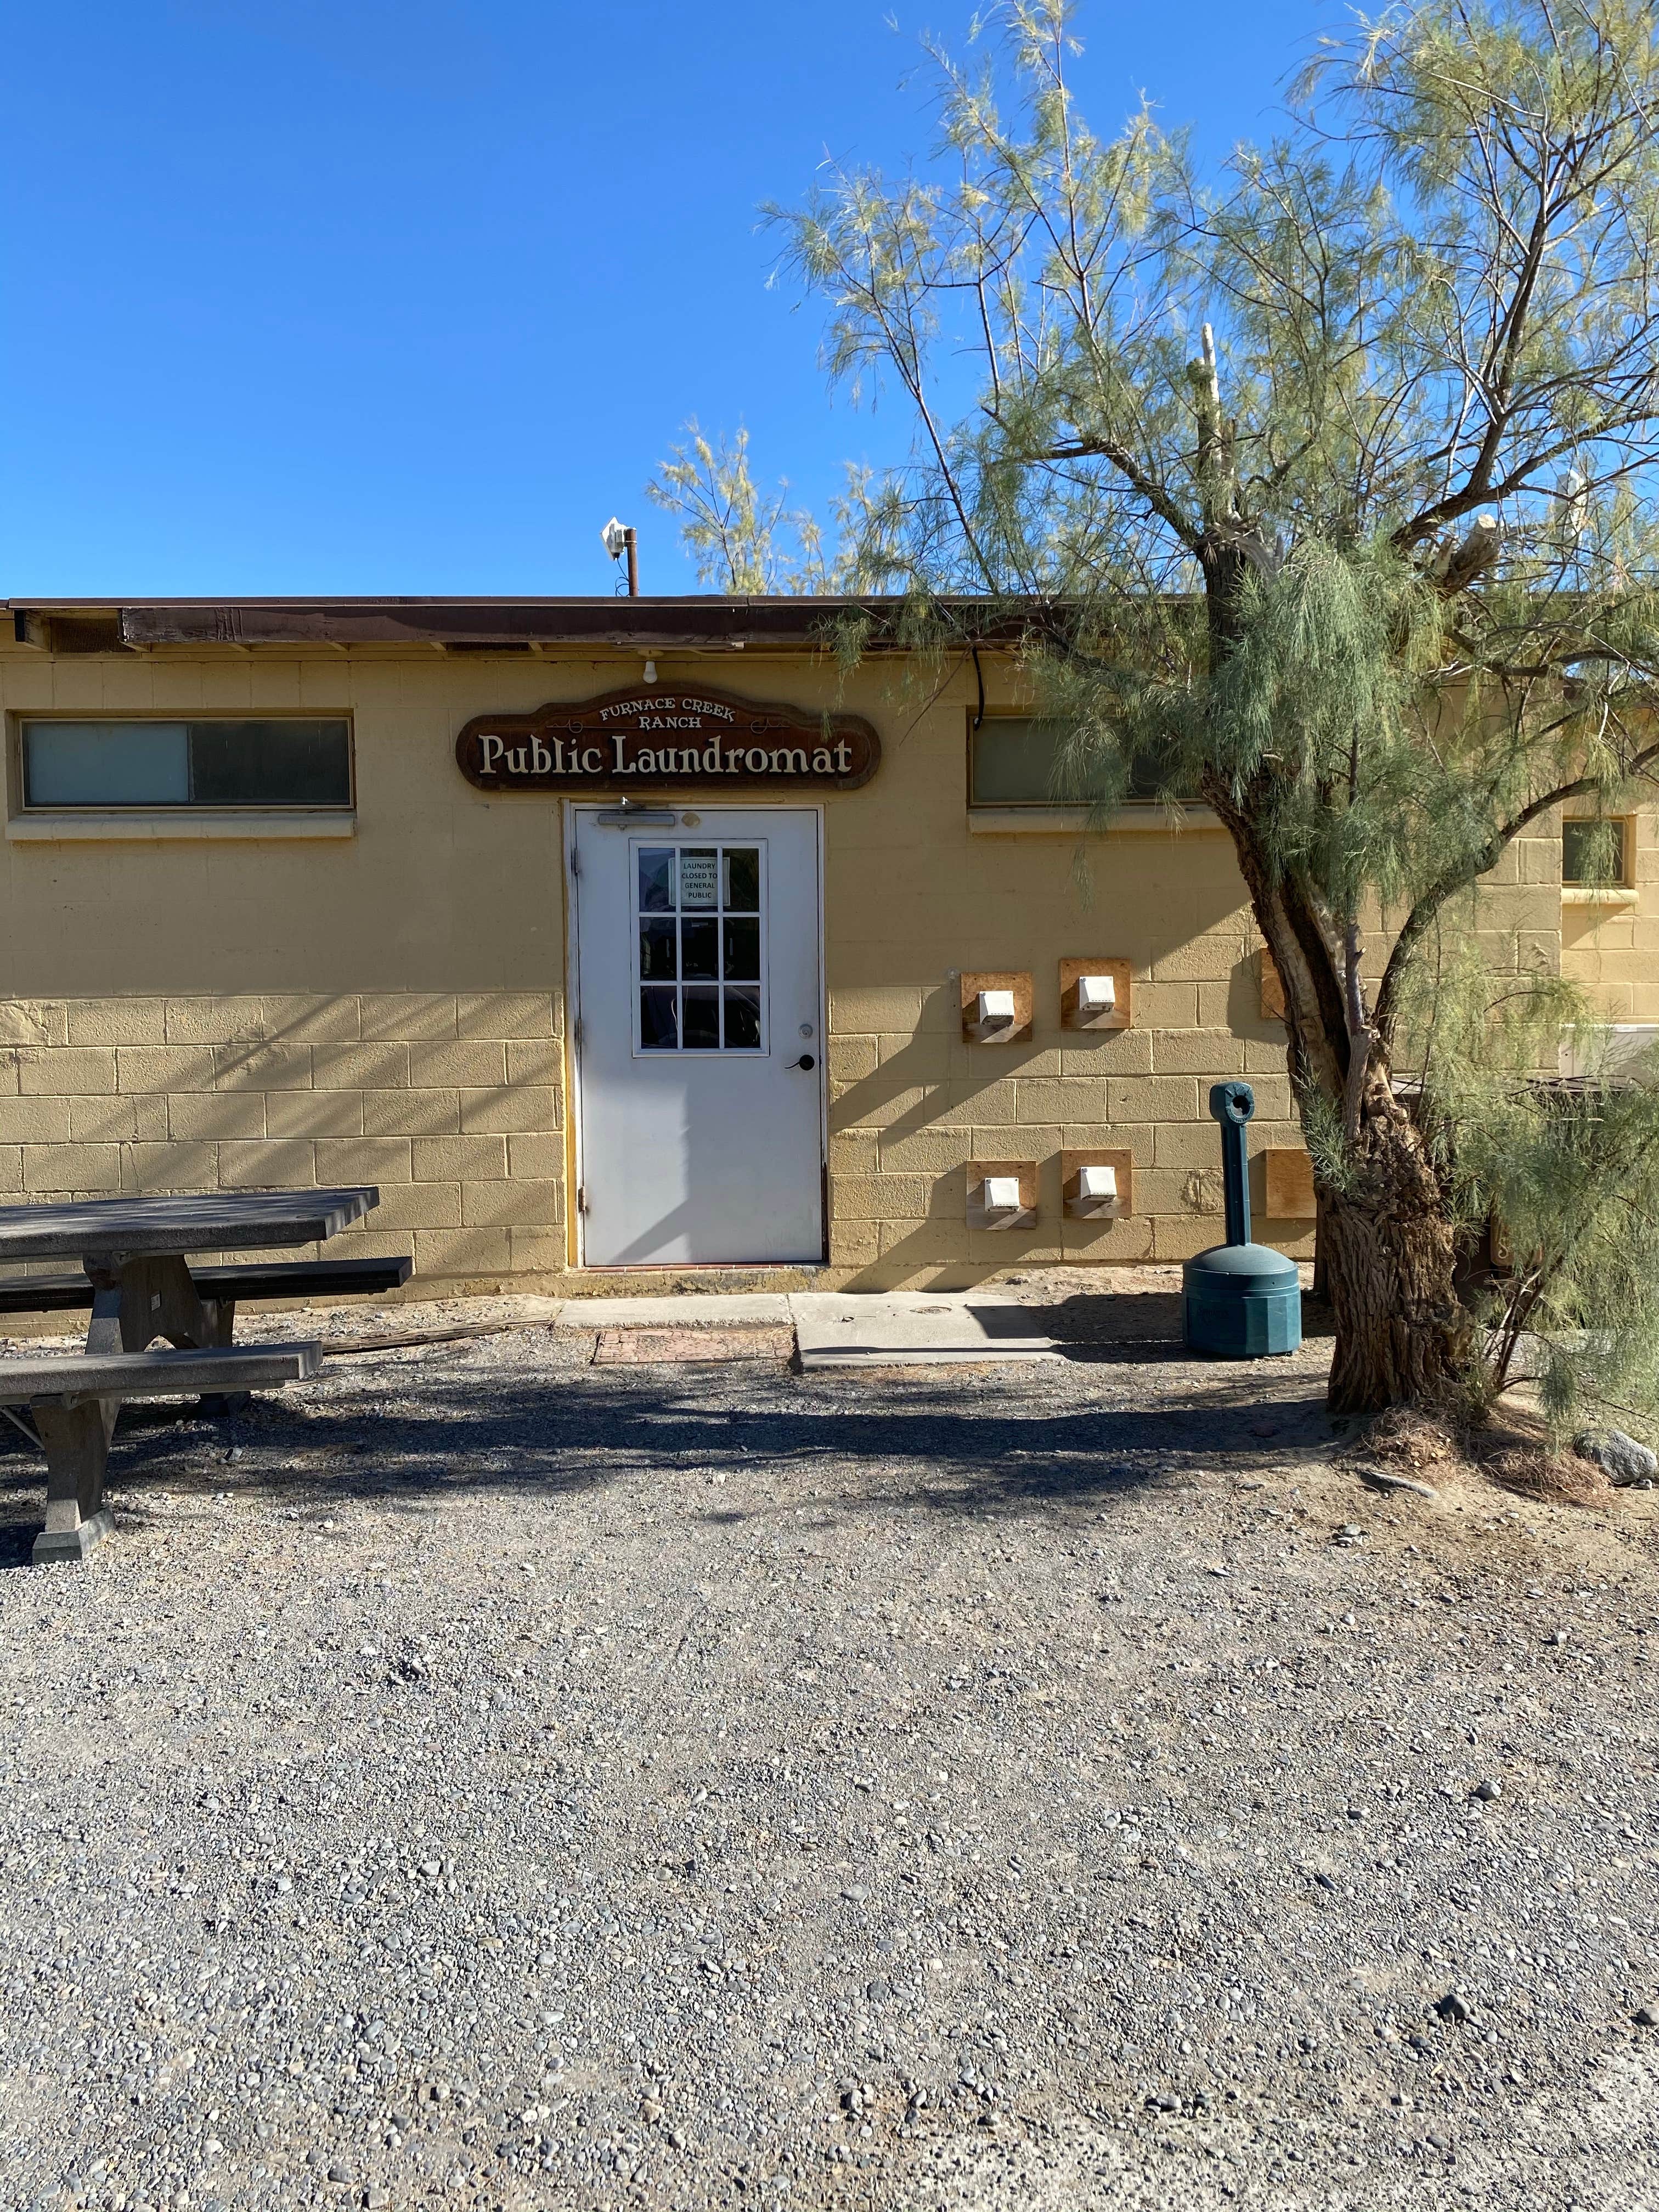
628 835 771 1060
964 708 1197 817
1561 812 1635 890
8 710 357 820
967 710 1074 811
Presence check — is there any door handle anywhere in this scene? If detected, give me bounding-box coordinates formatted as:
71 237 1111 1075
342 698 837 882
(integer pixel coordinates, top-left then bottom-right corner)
787 1054 816 1071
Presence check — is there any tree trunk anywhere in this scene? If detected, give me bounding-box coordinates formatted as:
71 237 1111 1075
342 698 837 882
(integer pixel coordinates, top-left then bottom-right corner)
1195 600 1473 1417
1319 1101 1471 1417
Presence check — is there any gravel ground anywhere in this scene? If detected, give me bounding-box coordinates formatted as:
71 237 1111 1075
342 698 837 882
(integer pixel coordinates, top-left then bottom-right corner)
2 1283 1657 2212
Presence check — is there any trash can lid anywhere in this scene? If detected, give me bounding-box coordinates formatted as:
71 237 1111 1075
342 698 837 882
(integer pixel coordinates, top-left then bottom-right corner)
1183 1242 1302 1290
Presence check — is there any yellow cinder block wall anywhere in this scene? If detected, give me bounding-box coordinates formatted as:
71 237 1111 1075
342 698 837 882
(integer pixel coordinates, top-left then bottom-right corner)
1562 806 1659 1023
0 648 569 1295
820 696 1301 1280
0 645 1569 1298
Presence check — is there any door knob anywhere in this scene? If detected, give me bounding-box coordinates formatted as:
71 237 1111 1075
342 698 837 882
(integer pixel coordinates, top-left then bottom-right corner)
787 1054 816 1071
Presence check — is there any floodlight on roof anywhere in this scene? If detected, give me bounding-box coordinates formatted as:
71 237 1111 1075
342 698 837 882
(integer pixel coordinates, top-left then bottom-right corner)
601 517 639 597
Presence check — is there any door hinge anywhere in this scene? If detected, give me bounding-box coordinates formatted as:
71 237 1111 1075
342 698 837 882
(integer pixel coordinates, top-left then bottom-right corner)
569 847 580 877
574 1016 584 1051
577 1184 588 1215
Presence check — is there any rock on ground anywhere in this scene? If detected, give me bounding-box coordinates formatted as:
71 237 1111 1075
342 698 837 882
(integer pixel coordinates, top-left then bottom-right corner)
1572 1427 1659 1488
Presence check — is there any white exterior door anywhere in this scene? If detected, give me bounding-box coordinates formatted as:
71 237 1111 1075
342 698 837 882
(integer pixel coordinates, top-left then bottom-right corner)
572 806 825 1265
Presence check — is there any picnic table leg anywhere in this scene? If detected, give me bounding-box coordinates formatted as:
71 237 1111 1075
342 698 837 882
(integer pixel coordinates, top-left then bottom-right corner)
30 1394 116 1564
183 1288 244 1415
83 1264 126 1357
82 1251 226 1353
82 1251 243 1413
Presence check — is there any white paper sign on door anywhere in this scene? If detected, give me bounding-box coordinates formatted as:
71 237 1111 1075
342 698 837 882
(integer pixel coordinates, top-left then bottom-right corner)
678 850 719 907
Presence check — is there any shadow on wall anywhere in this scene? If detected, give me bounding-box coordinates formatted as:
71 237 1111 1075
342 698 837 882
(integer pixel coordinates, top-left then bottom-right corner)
4 988 564 1284
1226 952 1286 1042
838 1210 1150 1291
828 933 1312 1288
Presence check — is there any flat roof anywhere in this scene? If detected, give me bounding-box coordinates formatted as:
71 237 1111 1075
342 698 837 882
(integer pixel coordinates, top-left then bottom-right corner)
3 595 1000 653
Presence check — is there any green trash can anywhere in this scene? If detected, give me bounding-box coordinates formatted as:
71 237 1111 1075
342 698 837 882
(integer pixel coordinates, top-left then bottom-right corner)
1182 1081 1302 1357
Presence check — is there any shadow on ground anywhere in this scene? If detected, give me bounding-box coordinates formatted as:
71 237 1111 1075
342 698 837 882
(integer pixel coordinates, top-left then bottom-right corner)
984 1288 1335 1351
0 1325 1338 1567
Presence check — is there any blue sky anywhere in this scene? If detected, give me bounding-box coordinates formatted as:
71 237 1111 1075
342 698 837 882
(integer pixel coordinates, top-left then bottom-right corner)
2 1 1347 597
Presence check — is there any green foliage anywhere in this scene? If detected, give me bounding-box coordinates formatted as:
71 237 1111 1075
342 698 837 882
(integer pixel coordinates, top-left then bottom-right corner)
1510 1072 1659 1447
1403 936 1659 1443
653 0 1659 1414
755 0 1659 904
644 421 878 594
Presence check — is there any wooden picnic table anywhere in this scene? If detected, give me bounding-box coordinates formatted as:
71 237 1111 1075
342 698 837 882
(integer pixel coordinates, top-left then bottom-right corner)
0 1189 380 1562
0 1188 377 1359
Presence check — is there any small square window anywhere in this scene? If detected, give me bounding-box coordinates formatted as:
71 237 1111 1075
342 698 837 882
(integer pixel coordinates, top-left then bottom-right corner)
1562 816 1632 887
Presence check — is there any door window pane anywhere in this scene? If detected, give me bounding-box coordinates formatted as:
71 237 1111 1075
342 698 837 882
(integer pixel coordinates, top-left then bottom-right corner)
640 988 679 1051
723 917 761 981
724 848 760 911
724 988 762 1049
639 917 678 980
635 839 768 1052
679 848 719 907
682 986 721 1049
680 917 719 979
638 849 676 911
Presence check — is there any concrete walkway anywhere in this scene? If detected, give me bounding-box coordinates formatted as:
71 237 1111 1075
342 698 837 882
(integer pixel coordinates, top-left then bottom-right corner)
788 1290 1063 1366
551 1289 1065 1365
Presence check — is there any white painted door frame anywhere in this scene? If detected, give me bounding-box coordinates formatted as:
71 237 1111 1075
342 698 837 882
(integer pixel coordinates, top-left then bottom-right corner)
564 801 827 1268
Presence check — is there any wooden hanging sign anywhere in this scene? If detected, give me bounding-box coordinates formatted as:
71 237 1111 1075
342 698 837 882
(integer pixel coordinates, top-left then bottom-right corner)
456 686 880 794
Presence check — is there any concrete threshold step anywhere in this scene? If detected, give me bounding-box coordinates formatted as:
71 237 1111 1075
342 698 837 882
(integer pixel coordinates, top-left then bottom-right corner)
790 1292 1062 1368
555 1294 793 1330
553 1289 1063 1367
591 1323 795 1365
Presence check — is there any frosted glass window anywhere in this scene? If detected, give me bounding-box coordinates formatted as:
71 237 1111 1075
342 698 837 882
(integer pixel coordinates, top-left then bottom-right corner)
970 717 1065 805
967 715 1186 806
20 719 351 808
25 723 190 805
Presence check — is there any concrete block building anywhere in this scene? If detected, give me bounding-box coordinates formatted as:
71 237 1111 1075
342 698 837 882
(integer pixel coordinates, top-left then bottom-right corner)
0 596 1641 1296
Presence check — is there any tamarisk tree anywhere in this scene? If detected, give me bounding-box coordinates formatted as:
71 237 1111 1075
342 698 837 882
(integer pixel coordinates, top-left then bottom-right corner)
751 0 1659 1416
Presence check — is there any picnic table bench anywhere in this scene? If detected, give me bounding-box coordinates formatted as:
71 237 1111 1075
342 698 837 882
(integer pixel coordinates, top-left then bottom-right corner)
0 1188 407 1564
2 1344 324 1563
0 1254 413 1322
